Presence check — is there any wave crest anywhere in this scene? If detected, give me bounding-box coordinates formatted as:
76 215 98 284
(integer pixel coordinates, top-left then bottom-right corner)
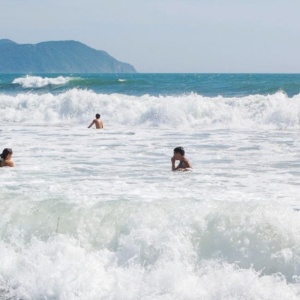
1 89 300 129
12 75 71 88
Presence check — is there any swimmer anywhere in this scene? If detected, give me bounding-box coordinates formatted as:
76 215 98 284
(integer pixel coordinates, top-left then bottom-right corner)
171 146 192 171
88 113 104 129
0 148 14 167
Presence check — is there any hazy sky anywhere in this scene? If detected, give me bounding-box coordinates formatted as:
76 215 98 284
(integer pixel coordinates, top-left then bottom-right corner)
1 0 300 73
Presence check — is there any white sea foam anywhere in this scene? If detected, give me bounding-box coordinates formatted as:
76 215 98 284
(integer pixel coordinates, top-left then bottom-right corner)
12 75 71 88
0 197 300 299
1 90 300 298
1 89 300 129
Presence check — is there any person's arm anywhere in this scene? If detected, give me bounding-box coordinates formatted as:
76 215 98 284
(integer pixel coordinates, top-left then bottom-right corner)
171 156 176 171
174 158 192 171
88 120 95 128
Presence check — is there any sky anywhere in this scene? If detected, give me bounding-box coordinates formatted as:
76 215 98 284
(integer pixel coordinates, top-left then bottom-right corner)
1 0 300 73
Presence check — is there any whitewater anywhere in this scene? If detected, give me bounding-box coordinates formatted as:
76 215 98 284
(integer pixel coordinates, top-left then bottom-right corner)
1 74 300 299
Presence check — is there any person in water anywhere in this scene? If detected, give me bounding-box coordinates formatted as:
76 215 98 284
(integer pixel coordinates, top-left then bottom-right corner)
171 146 192 171
0 148 14 167
88 113 104 129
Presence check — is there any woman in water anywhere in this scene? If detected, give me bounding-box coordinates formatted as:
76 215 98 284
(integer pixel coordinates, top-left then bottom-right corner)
0 148 14 167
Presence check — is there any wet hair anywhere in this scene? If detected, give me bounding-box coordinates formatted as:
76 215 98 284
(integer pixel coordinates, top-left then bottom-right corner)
1 148 13 160
96 113 101 119
174 146 185 156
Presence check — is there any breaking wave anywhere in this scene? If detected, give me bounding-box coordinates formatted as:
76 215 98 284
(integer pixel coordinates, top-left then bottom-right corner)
1 89 300 129
12 75 72 88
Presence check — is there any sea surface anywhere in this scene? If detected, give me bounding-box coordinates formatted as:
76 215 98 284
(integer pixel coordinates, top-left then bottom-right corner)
1 73 300 299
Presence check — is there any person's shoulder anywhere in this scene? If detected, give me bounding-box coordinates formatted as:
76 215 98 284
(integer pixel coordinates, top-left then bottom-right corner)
183 157 192 168
182 157 190 163
6 161 14 167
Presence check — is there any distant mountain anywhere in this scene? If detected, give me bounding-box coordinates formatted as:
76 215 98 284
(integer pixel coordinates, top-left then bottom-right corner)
0 39 136 73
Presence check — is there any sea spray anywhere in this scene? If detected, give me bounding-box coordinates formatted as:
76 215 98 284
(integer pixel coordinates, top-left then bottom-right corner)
1 89 300 129
1 200 300 299
12 75 72 88
1 73 300 299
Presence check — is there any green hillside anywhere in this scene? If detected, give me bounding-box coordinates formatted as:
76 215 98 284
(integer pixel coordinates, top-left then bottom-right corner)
0 39 136 73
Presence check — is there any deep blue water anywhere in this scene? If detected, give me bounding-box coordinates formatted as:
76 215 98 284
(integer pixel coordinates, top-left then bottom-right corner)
1 73 300 97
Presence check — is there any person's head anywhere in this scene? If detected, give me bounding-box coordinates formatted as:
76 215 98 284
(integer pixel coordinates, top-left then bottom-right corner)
1 148 13 160
96 113 100 119
173 146 185 159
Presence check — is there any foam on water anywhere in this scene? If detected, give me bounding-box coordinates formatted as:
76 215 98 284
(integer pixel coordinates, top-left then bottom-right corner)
1 86 300 298
1 123 300 299
1 89 300 129
12 75 71 88
1 197 300 299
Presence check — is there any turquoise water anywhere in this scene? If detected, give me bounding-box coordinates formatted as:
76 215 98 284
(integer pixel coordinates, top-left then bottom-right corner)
1 74 300 299
1 73 300 96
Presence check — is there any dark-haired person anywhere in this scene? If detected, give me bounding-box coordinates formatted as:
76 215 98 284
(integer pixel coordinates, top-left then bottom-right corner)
88 113 103 129
171 147 192 171
0 148 14 167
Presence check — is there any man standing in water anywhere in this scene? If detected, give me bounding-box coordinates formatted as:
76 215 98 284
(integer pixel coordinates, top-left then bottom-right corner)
88 113 104 129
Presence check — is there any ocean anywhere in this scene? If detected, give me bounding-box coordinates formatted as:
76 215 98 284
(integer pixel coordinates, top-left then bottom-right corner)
1 73 300 299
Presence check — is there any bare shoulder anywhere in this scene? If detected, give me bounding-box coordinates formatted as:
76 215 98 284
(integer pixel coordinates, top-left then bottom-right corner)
6 161 14 167
183 157 192 168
